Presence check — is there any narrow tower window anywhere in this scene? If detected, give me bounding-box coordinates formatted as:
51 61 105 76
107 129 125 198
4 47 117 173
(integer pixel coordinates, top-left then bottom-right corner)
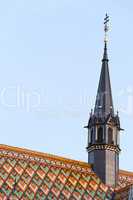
90 129 93 144
108 128 114 144
97 127 103 143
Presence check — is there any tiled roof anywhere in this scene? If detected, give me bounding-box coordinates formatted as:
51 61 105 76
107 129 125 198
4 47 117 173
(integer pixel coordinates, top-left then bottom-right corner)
114 170 133 200
0 145 114 200
117 170 133 190
0 144 133 200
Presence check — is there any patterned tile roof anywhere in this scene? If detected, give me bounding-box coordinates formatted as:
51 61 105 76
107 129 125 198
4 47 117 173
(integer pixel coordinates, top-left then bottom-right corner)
0 144 132 200
117 170 133 190
114 170 133 200
0 145 114 200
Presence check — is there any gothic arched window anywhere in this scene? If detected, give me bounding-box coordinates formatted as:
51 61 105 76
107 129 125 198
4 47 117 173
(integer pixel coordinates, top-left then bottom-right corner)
97 127 103 143
108 128 114 144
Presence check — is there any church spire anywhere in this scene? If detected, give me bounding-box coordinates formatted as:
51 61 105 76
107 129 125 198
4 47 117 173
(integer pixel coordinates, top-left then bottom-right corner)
94 14 114 117
86 14 121 187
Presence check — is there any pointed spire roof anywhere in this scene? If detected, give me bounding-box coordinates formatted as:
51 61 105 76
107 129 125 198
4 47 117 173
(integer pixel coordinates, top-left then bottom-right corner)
94 41 114 117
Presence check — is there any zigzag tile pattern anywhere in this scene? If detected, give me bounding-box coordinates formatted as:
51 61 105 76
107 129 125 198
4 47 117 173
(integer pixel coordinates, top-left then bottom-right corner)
0 145 114 200
114 170 133 200
0 145 133 200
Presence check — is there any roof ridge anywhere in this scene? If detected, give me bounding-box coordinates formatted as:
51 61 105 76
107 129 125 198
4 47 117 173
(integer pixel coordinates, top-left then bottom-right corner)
0 144 92 169
119 169 133 177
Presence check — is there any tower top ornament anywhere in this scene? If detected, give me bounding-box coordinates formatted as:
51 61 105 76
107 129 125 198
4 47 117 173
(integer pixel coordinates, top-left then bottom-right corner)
104 13 109 43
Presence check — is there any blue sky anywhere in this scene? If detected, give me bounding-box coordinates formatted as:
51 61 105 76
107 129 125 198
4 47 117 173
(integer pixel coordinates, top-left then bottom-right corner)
0 0 133 171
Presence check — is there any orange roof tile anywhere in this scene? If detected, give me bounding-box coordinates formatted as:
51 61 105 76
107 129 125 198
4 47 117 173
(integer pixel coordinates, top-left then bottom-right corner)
0 144 132 199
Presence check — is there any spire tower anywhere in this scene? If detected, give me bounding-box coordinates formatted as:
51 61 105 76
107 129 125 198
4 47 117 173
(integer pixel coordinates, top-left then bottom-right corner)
94 14 114 117
86 14 122 187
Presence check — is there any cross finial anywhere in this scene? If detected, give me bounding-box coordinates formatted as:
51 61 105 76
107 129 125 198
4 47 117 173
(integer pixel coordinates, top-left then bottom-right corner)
104 13 109 42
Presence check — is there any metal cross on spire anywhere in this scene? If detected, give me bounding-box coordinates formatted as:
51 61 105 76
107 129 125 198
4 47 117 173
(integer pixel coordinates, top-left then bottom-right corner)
104 13 109 43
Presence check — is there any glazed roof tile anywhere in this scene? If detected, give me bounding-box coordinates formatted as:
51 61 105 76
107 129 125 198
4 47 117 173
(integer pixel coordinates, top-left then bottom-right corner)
0 144 132 200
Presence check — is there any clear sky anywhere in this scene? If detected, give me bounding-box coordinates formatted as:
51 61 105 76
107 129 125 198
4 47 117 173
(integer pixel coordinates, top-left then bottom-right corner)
0 0 133 171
